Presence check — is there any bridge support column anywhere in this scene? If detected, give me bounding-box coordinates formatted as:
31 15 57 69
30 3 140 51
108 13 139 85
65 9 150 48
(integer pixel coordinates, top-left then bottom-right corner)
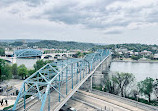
90 76 93 92
12 57 16 64
80 55 112 91
48 90 50 111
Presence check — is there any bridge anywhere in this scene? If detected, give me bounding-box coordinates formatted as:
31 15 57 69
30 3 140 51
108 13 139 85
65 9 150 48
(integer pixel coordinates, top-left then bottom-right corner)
0 50 76 64
41 52 76 59
14 49 43 58
12 49 111 111
0 56 16 64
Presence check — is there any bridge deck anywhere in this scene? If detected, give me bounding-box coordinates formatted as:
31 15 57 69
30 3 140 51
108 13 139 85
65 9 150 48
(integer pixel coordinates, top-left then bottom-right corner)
12 49 110 111
18 55 109 111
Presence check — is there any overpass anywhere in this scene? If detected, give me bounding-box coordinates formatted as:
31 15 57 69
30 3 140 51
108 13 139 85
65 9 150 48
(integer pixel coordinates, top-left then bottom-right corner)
12 49 111 111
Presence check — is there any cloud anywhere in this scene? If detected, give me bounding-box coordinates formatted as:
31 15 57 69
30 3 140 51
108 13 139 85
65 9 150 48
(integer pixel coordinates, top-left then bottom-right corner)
105 30 122 34
0 0 158 36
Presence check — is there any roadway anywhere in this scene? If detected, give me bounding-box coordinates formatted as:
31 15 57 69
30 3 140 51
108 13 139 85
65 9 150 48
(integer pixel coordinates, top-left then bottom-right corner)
67 90 158 111
73 90 141 111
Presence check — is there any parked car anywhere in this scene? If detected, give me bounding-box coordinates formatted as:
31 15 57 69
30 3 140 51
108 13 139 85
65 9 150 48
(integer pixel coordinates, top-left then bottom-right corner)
59 106 77 111
0 87 3 92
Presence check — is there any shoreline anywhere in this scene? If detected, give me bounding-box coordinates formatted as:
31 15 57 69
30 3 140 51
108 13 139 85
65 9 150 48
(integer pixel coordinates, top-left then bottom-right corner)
112 60 158 63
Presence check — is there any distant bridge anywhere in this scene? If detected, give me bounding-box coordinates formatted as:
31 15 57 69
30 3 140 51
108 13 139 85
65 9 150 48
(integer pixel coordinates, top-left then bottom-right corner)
0 56 16 64
0 52 76 64
13 49 76 59
14 49 43 58
12 49 111 111
41 52 76 59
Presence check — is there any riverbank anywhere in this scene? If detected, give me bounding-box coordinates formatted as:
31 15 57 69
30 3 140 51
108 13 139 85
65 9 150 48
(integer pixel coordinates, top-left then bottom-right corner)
113 59 158 63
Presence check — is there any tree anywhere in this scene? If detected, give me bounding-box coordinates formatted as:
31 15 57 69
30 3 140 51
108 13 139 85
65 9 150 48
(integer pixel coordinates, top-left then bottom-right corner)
12 63 18 78
104 77 119 95
0 59 12 81
3 64 12 79
0 48 5 56
0 59 5 81
153 79 158 100
131 55 140 60
28 69 36 76
138 77 154 102
34 60 47 71
18 64 28 79
111 72 135 97
76 51 83 58
11 41 23 46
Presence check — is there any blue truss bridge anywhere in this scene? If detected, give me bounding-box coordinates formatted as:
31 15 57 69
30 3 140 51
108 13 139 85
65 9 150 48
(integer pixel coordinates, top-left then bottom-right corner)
12 49 111 111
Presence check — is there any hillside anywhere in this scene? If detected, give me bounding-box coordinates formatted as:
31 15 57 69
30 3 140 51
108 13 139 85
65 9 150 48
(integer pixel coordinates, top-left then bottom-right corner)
27 40 97 50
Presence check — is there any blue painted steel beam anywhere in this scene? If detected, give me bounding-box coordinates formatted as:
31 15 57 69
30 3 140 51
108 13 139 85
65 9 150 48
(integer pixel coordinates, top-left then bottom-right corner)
12 49 111 111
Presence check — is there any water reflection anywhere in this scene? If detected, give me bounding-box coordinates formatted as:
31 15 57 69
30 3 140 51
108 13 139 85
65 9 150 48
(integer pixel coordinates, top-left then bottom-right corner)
110 62 158 81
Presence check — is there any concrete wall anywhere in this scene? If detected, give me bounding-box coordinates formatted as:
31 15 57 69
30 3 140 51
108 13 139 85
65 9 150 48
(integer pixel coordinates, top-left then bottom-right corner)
80 55 112 91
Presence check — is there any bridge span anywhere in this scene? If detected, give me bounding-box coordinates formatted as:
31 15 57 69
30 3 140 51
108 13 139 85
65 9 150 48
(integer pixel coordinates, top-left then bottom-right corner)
0 52 76 64
12 49 111 111
41 52 76 59
0 56 16 64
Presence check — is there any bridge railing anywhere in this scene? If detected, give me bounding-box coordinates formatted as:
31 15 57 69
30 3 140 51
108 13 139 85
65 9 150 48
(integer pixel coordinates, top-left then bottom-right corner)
12 49 111 111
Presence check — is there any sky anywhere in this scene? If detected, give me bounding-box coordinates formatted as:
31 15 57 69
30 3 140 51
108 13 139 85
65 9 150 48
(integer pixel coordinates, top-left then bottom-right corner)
0 0 158 44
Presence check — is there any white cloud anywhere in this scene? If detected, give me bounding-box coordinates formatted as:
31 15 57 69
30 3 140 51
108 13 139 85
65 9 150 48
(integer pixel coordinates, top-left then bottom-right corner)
0 0 158 44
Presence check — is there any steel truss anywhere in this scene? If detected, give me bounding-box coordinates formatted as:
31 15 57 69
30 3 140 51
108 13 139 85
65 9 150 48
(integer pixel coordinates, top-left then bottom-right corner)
12 49 110 111
14 49 42 58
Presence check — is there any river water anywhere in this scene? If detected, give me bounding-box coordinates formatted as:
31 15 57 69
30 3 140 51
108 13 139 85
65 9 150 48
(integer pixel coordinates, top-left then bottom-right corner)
17 59 158 81
110 61 158 81
16 58 40 69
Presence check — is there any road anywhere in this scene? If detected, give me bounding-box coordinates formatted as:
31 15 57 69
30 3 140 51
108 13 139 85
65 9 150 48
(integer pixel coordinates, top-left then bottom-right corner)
69 90 158 111
72 90 140 111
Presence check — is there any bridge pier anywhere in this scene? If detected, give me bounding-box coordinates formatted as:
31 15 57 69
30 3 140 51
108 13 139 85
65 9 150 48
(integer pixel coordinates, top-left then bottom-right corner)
80 55 112 91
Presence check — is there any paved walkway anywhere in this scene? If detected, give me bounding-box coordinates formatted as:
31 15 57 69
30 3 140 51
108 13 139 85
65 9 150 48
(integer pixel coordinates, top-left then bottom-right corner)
0 79 24 110
0 96 16 110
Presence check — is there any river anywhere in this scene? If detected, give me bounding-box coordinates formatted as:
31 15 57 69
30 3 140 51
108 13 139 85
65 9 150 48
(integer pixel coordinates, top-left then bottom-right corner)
110 61 158 81
16 58 53 69
16 58 40 69
16 59 158 81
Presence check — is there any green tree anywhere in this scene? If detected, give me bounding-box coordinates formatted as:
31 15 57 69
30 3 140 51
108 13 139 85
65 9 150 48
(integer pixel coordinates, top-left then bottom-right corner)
3 64 12 79
154 79 158 100
0 59 5 81
11 41 23 46
12 63 18 78
138 77 154 102
73 51 85 58
0 59 12 81
104 77 119 95
28 69 36 76
34 60 47 71
111 72 135 97
18 64 28 79
0 48 5 56
131 55 140 60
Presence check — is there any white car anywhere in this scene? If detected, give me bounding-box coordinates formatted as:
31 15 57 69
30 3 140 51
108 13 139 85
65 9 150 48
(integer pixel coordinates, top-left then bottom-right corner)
69 107 77 111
